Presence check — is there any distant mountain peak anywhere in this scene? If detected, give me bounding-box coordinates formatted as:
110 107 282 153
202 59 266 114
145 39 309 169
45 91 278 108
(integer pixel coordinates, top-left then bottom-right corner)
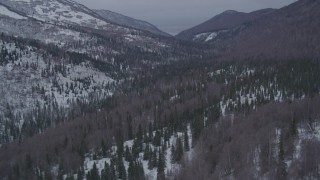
216 0 320 60
176 8 274 41
220 10 239 15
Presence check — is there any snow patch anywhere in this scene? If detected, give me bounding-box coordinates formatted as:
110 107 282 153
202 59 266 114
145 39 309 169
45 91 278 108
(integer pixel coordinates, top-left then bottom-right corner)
0 5 27 19
205 32 218 42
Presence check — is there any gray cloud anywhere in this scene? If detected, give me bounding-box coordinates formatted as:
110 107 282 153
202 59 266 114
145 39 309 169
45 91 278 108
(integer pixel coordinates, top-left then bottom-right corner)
74 0 297 35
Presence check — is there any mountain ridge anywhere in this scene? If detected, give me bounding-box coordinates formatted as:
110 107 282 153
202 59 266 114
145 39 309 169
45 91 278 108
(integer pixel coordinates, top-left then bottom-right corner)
176 8 275 41
215 0 320 60
94 9 170 37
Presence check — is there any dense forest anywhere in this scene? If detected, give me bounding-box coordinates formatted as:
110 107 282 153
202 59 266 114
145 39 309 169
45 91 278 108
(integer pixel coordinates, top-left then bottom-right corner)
1 55 320 179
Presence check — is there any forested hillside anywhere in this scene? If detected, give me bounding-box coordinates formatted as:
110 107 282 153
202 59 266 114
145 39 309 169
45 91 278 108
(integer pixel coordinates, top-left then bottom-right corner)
0 0 320 180
1 57 320 179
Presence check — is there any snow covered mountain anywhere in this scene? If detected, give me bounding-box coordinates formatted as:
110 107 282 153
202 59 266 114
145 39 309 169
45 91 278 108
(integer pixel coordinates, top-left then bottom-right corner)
1 0 108 28
1 0 169 38
0 0 204 66
94 9 170 37
176 9 274 42
0 0 178 57
0 0 206 144
0 0 148 41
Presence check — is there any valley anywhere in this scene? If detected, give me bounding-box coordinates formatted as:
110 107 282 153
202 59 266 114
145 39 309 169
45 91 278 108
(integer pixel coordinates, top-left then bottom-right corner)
0 0 319 180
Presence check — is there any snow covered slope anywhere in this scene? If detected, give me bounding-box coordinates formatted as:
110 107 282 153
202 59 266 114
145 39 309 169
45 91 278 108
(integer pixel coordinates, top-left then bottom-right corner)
0 35 117 143
192 31 227 42
0 0 183 66
0 4 26 19
94 9 170 37
0 0 151 40
77 125 194 180
0 0 205 145
1 0 108 29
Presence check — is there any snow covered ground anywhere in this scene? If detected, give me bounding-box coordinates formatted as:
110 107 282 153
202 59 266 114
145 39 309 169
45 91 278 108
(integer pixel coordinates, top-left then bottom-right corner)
80 125 193 180
0 39 114 141
33 0 108 28
0 5 26 19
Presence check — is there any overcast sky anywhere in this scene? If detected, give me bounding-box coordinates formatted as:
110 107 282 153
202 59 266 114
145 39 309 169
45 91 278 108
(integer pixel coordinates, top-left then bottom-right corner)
74 0 297 35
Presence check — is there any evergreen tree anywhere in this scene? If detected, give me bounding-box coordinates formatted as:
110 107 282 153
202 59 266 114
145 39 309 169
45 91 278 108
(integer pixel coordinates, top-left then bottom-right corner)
161 140 167 152
157 148 166 180
277 132 287 179
132 139 141 160
143 143 150 161
171 144 175 164
148 148 157 170
212 104 221 122
101 139 107 157
117 158 126 180
148 122 153 142
184 129 190 151
153 131 161 147
291 113 298 136
164 129 170 143
128 161 135 180
128 161 145 180
127 113 133 140
110 159 117 180
174 137 183 162
135 125 144 153
125 145 132 162
136 124 143 142
192 118 203 142
77 167 84 180
116 130 124 158
136 162 145 180
88 162 99 180
101 162 111 180
57 165 64 180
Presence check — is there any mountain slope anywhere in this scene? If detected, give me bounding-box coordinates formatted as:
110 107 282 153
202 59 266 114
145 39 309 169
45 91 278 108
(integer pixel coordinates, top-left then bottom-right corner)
0 0 167 42
94 9 170 37
1 0 108 28
0 34 117 143
0 0 207 144
0 4 27 19
216 0 320 60
176 9 274 42
0 0 204 70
